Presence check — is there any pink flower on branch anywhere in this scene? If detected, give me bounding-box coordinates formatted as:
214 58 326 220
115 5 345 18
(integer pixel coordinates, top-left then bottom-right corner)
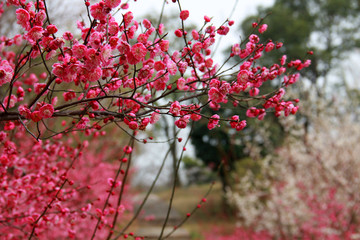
39 104 54 119
175 115 190 129
170 101 182 116
208 114 220 130
16 8 30 30
129 43 147 64
104 0 122 9
0 60 14 86
258 24 268 34
25 26 44 45
180 10 189 21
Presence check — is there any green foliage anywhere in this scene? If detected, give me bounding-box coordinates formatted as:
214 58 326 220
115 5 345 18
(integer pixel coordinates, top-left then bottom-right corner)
234 158 262 177
182 156 203 169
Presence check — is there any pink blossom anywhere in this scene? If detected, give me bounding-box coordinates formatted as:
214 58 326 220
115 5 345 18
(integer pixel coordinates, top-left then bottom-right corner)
108 21 119 35
130 43 147 63
192 30 199 40
16 8 30 30
180 10 189 20
249 87 260 96
123 145 133 154
230 115 247 131
249 34 260 44
158 23 165 35
177 77 188 90
203 37 215 48
232 43 241 55
143 19 152 29
72 44 87 59
2 95 17 109
25 26 44 45
0 60 14 86
63 91 76 101
34 83 47 94
174 29 183 38
87 67 102 82
166 59 177 75
45 50 57 60
123 11 134 27
175 115 190 129
205 58 213 68
104 0 121 8
192 42 203 54
46 24 58 34
89 31 103 49
117 41 131 54
169 101 182 116
76 117 90 129
39 104 54 118
217 26 229 35
34 10 46 26
128 121 138 130
138 66 153 81
265 41 275 52
153 70 169 91
30 111 42 122
150 111 160 124
178 61 188 74
159 40 169 52
90 3 107 21
154 61 166 71
208 87 225 103
258 24 268 34
246 107 260 118
283 73 300 86
237 70 250 85
207 114 220 130
63 31 73 40
16 86 25 98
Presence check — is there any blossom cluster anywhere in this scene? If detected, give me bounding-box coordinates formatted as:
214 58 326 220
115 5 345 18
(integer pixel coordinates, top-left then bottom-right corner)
0 125 132 239
0 0 308 139
0 0 310 238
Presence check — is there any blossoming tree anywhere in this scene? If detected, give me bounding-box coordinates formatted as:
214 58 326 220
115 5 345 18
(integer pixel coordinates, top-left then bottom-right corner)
0 0 309 239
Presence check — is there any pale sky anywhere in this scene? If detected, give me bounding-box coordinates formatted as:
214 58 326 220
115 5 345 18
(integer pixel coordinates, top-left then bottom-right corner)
130 0 274 25
129 0 274 63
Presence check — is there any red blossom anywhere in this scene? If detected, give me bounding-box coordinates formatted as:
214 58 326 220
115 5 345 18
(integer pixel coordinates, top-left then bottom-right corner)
174 29 183 38
207 114 220 130
39 104 54 118
15 8 30 30
25 26 44 45
175 115 190 129
0 60 14 86
130 43 147 63
258 24 268 34
180 10 189 20
104 0 121 8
